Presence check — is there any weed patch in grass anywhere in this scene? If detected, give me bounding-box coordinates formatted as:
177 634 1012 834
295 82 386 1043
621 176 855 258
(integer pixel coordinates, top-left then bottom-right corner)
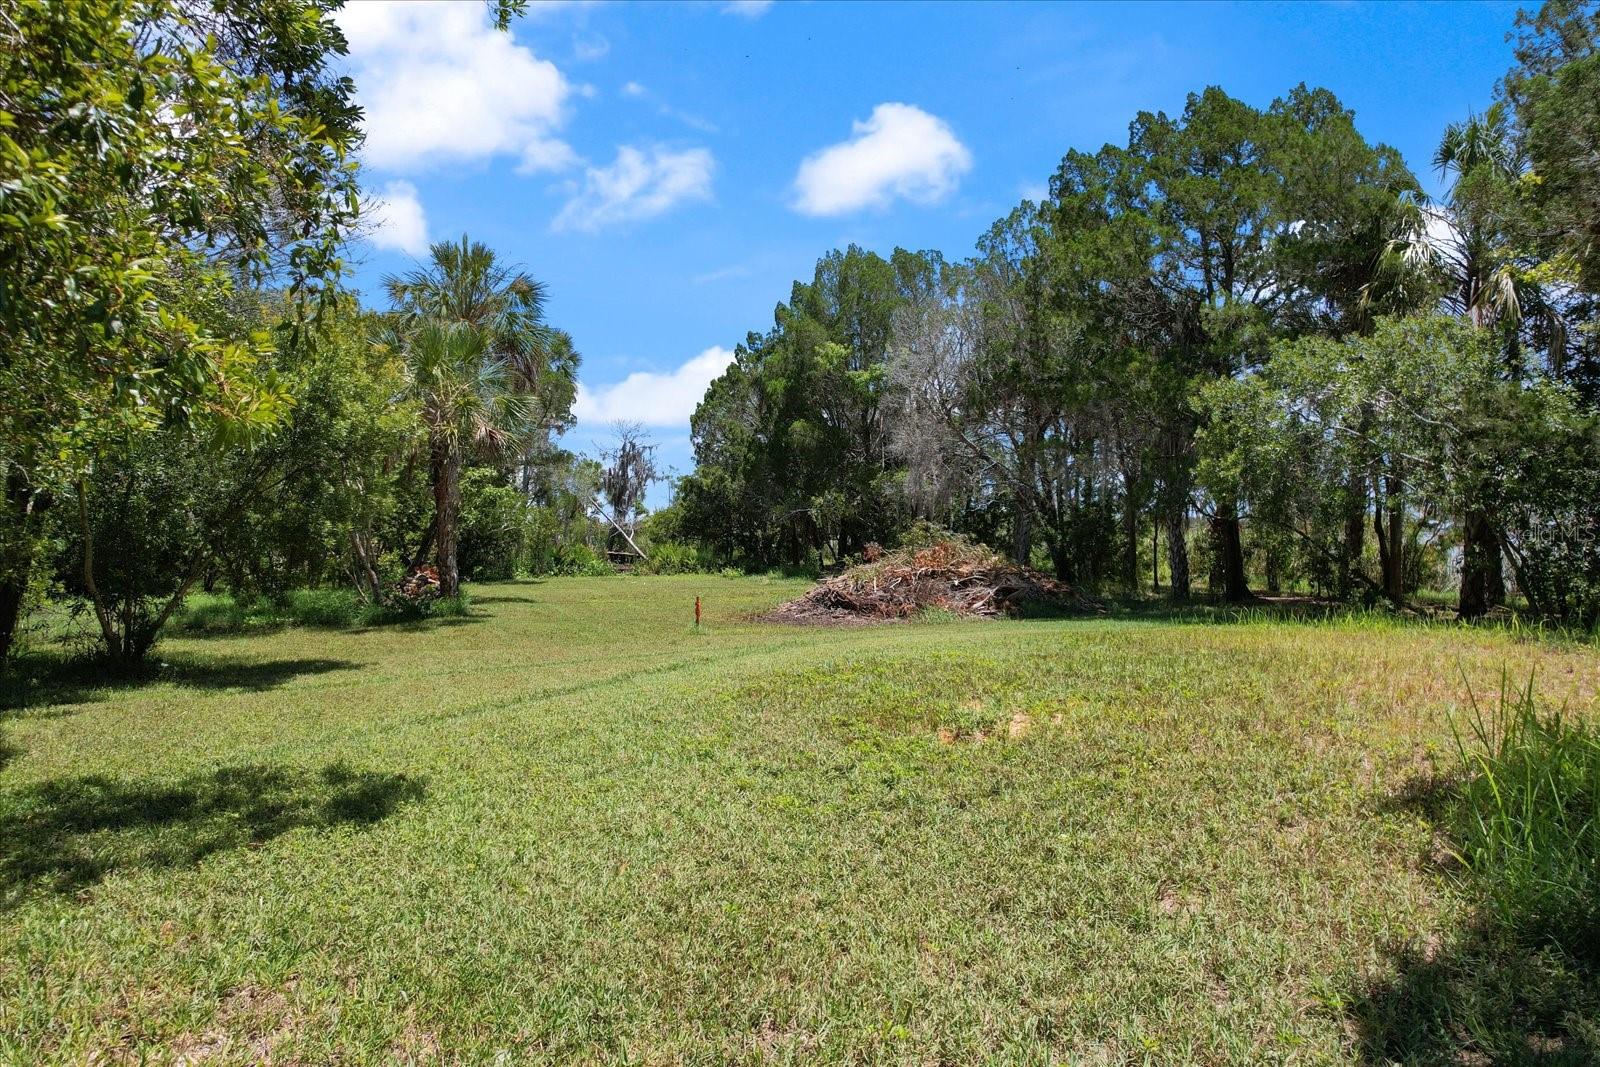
1353 672 1600 1065
1450 672 1600 959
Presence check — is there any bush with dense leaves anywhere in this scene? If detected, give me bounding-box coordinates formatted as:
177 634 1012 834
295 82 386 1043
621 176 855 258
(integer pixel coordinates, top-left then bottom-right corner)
636 542 710 575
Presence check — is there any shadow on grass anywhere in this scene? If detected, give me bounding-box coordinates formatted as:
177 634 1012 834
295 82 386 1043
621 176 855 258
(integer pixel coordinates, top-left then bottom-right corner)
991 592 1333 625
0 656 357 714
0 762 424 907
174 607 486 641
1351 926 1600 1065
1349 773 1600 1064
1071 593 1599 647
350 614 482 635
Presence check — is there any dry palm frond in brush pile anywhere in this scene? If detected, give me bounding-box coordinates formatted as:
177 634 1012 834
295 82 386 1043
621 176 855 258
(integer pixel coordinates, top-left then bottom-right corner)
765 540 1090 624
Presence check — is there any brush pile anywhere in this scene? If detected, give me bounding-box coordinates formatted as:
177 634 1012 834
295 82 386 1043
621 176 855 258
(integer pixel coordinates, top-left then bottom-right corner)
394 565 441 606
766 538 1086 624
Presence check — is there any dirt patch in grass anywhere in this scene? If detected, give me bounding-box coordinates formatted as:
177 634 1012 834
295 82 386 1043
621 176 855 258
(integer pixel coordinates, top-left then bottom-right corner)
171 984 300 1065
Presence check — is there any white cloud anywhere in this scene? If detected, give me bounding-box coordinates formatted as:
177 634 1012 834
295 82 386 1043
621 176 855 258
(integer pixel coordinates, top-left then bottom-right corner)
571 35 610 62
617 80 718 134
335 1 575 172
517 139 580 176
553 145 715 231
691 263 751 284
722 0 774 16
366 180 429 255
575 347 736 426
793 103 972 216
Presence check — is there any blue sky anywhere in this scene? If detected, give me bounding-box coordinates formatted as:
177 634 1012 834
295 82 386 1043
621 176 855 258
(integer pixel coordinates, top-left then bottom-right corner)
338 0 1524 487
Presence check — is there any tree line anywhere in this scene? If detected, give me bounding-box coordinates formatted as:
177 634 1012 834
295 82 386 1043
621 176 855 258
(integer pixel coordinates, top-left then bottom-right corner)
3 0 1599 671
0 0 612 666
676 2 1600 627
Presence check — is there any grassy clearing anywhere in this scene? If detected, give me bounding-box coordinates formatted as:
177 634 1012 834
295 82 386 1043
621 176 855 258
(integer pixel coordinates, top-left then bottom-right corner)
2 577 1598 1064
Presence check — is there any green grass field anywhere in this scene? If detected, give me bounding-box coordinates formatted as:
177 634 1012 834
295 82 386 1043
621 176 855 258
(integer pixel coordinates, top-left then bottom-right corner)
2 577 1598 1065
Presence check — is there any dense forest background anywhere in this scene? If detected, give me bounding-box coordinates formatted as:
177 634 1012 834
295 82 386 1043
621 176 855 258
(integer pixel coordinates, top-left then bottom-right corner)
3 0 1599 667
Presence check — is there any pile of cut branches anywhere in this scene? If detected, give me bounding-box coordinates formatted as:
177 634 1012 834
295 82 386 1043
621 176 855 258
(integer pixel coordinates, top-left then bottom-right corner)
765 539 1088 624
394 565 441 607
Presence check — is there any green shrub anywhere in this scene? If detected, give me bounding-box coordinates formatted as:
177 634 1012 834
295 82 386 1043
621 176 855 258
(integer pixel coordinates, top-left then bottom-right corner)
433 592 472 618
177 588 364 633
173 593 278 634
548 543 613 577
764 562 820 580
355 588 472 626
1449 671 1600 959
282 588 362 628
358 601 409 626
636 541 708 575
458 467 527 581
896 519 962 550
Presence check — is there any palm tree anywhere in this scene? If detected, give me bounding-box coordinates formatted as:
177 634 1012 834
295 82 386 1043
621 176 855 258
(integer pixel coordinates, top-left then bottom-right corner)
1377 105 1538 339
383 237 572 596
1380 108 1559 618
386 235 555 374
1431 105 1534 336
387 320 530 597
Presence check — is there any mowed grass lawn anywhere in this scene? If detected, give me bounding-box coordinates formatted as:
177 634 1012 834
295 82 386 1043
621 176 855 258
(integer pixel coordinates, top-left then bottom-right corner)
2 577 1598 1065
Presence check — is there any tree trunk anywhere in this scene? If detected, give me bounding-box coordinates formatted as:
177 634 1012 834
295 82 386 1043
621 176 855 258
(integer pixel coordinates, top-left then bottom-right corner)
1214 503 1249 602
0 475 45 664
1048 538 1073 584
408 516 438 573
1342 471 1366 600
1152 522 1160 594
1459 509 1503 619
1372 506 1390 595
0 571 26 664
1166 508 1190 601
1385 472 1404 603
837 521 856 563
1121 497 1139 591
351 530 382 602
432 443 461 598
1371 470 1406 606
1013 501 1031 568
